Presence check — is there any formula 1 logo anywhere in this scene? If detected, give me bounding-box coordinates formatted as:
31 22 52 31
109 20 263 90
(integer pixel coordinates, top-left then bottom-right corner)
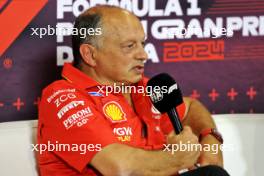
0 0 48 56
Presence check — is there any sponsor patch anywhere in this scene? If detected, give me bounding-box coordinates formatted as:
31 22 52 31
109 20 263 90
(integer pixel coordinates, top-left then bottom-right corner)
63 107 93 130
113 127 132 142
54 93 76 107
88 92 103 97
47 88 75 103
57 100 85 119
103 101 127 123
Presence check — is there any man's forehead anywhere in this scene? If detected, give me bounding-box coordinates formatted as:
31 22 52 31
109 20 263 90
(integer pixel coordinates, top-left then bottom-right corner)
105 23 145 43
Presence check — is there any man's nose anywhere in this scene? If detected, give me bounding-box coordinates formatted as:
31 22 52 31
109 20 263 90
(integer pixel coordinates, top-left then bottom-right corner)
135 45 148 61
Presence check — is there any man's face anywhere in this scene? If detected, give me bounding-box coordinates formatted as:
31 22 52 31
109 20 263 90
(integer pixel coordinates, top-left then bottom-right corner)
94 11 148 85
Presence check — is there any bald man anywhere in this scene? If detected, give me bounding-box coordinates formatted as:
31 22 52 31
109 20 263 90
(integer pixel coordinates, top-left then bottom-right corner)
37 5 229 176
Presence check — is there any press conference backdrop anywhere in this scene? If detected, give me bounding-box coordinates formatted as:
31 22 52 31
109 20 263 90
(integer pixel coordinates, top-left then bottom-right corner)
0 0 263 122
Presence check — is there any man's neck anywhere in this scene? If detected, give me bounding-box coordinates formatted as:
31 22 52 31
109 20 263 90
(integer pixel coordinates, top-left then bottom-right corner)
79 64 133 86
122 93 135 111
79 63 113 85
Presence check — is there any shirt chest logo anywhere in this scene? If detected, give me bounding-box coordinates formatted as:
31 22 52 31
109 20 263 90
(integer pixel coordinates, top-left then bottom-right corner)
113 127 132 142
103 101 127 123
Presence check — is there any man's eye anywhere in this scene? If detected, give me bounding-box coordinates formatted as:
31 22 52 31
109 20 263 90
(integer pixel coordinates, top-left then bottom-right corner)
141 41 146 47
127 43 135 48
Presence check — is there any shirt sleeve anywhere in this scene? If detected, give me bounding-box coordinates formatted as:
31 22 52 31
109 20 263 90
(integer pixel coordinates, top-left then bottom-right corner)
159 102 186 135
38 85 118 173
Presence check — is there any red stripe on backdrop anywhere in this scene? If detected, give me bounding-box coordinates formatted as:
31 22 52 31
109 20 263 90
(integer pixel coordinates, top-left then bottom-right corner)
0 0 48 56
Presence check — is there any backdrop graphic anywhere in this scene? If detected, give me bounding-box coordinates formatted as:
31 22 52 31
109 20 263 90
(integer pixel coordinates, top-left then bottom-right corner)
0 0 263 122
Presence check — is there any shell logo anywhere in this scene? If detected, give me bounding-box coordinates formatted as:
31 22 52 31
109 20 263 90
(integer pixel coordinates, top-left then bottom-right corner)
103 101 127 123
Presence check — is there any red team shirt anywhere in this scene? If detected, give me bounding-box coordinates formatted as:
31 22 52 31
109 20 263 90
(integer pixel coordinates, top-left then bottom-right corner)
38 63 186 175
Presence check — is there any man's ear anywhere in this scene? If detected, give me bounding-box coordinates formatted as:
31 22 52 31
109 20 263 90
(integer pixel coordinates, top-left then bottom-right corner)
79 44 97 67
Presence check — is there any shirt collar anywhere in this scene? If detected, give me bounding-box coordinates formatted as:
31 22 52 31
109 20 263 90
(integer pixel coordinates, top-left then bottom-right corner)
61 63 147 92
61 63 100 90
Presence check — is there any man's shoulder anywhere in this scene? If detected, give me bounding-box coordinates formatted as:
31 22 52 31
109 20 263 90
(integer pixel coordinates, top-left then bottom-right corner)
41 79 79 103
43 79 72 90
40 79 96 107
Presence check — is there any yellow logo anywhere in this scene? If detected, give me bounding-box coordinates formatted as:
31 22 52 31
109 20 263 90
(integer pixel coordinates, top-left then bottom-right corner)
103 101 126 123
